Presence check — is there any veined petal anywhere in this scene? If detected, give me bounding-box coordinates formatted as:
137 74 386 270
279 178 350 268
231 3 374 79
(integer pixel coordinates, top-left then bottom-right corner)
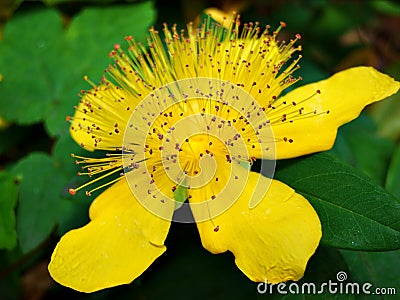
48 178 173 293
271 66 400 159
194 172 321 283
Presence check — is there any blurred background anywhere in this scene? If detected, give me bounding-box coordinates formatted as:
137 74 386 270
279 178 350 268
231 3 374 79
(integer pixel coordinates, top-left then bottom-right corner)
0 0 399 299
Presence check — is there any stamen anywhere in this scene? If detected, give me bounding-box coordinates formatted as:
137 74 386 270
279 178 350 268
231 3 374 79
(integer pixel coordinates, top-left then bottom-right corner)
85 176 124 196
68 15 305 204
70 166 122 195
268 90 325 125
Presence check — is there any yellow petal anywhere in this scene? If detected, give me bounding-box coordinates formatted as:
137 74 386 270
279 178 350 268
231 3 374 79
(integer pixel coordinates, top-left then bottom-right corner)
271 66 400 159
186 149 264 221
48 178 173 292
194 172 321 283
69 82 136 151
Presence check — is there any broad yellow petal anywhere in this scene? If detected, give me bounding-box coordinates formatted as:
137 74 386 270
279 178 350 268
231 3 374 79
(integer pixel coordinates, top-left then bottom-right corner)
48 178 173 293
271 66 400 159
194 172 321 283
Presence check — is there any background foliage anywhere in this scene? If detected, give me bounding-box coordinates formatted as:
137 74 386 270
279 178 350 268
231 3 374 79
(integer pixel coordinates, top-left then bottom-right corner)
0 0 399 299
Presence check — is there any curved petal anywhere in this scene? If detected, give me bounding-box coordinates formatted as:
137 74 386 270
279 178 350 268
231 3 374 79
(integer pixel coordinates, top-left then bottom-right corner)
194 172 321 283
48 178 173 293
271 66 400 159
69 82 135 151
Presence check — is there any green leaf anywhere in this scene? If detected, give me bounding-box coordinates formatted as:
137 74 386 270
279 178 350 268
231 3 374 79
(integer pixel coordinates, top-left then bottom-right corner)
368 88 400 140
340 249 400 300
52 132 87 176
386 143 400 199
43 0 120 4
0 9 64 125
296 58 328 85
274 152 400 250
42 65 83 137
0 172 18 250
372 0 400 16
11 152 72 252
314 4 371 37
65 1 155 82
51 133 93 234
44 1 156 136
330 115 395 185
269 2 313 32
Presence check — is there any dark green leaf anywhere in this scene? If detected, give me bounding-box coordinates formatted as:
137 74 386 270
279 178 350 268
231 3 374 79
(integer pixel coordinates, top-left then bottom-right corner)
386 143 400 199
330 115 395 185
368 90 400 140
269 2 313 32
11 152 72 252
340 249 400 300
42 68 83 137
44 1 156 137
0 9 64 125
65 1 155 82
371 0 400 16
0 172 18 250
52 132 87 176
43 0 120 4
314 4 370 37
51 133 93 235
274 152 400 250
296 58 328 85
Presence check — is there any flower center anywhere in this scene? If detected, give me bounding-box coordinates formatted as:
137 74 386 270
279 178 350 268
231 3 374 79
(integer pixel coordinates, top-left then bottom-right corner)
139 96 249 193
179 133 228 177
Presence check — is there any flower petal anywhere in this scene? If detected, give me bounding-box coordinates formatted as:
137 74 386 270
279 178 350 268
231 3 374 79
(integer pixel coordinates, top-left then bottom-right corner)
194 172 321 283
48 178 173 292
272 66 400 159
69 82 136 151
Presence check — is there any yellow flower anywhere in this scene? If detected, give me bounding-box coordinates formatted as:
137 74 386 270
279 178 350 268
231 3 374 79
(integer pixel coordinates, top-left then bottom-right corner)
48 16 399 293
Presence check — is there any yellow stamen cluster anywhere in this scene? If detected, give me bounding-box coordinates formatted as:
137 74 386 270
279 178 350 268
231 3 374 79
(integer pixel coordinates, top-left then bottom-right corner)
67 15 321 199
